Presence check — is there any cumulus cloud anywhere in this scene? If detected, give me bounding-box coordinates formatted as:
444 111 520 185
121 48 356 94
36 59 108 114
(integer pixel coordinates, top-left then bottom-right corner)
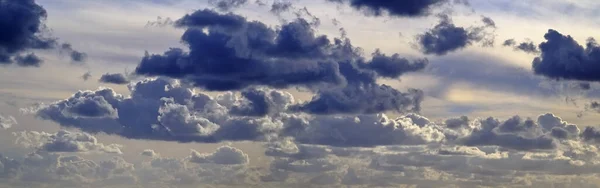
14 130 123 154
0 152 136 186
189 146 250 165
136 9 425 114
31 78 289 143
416 15 495 55
98 73 130 85
0 114 17 129
325 0 449 17
30 76 599 151
532 29 600 81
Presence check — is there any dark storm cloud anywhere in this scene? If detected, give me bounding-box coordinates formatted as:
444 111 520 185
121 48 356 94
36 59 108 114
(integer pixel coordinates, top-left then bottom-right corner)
0 0 57 66
98 73 130 85
136 9 426 114
416 15 494 55
210 0 248 12
325 0 448 17
532 29 600 81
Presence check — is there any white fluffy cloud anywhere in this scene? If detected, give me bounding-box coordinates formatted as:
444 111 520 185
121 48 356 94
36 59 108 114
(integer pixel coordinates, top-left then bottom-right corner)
0 114 17 129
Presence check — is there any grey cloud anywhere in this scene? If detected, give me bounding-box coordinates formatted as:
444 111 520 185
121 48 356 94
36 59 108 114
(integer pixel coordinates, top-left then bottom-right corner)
141 149 159 157
581 126 600 143
270 1 293 15
503 39 539 54
210 0 249 11
189 146 250 165
14 53 42 67
416 15 495 55
481 16 496 28
60 43 88 63
14 130 123 154
81 71 92 81
98 73 130 85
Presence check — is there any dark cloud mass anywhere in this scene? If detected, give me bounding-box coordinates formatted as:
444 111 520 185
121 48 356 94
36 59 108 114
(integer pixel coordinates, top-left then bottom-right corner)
136 9 426 114
416 15 494 55
0 0 57 66
98 73 130 85
326 0 448 17
533 29 600 81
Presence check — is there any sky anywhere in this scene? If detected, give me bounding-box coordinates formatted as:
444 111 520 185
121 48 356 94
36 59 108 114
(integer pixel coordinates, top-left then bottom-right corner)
1 0 600 187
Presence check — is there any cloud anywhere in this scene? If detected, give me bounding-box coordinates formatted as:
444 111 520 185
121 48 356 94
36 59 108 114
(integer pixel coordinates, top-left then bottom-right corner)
136 9 425 114
481 16 496 28
270 1 293 15
189 146 250 165
98 73 130 85
13 130 123 154
60 43 88 63
581 126 600 143
0 0 57 66
363 49 428 78
325 0 448 17
516 42 540 54
1 152 136 186
503 39 539 54
30 78 287 143
30 77 598 150
0 114 17 129
81 71 92 81
210 0 249 12
532 29 600 81
291 84 424 115
416 15 495 55
141 149 159 157
13 53 42 67
503 39 516 46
